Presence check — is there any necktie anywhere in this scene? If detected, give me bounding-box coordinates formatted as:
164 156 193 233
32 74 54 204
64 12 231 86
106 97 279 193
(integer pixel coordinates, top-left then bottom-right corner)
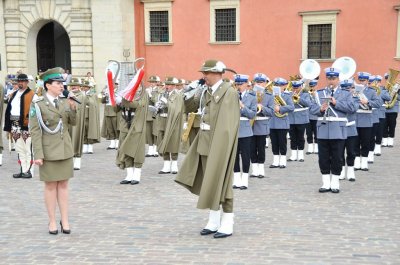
239 92 242 100
54 99 59 109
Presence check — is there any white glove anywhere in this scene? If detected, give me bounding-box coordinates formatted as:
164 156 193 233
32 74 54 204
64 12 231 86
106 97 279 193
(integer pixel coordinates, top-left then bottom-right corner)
160 97 168 104
183 122 188 130
115 94 122 105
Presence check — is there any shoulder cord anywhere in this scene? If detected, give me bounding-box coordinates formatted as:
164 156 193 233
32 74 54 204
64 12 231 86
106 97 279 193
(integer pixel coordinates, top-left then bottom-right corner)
34 103 63 135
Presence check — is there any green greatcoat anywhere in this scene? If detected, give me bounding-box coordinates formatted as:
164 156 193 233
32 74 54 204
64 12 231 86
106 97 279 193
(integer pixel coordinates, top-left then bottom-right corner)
0 84 4 153
116 93 148 169
175 82 240 211
69 91 86 157
158 90 184 155
101 99 119 140
84 92 101 143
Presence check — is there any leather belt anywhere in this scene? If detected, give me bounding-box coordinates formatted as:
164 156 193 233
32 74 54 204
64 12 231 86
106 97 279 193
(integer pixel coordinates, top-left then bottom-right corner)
200 123 210 131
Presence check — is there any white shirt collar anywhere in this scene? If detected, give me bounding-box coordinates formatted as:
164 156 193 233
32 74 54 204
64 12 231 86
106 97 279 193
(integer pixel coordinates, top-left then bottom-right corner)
211 79 223 95
46 93 59 107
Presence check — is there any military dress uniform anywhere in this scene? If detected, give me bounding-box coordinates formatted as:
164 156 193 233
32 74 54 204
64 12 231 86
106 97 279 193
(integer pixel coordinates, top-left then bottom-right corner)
288 81 311 162
64 78 86 170
353 72 381 171
117 93 148 185
338 80 359 181
310 68 358 193
382 73 399 147
250 73 274 179
81 81 101 154
305 80 319 154
100 85 119 150
145 75 161 157
157 77 184 174
3 74 35 178
373 76 390 155
232 74 257 190
269 78 295 169
175 59 239 239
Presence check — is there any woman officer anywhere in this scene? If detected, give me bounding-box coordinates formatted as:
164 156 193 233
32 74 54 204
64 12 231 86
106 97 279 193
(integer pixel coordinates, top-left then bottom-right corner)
29 67 77 235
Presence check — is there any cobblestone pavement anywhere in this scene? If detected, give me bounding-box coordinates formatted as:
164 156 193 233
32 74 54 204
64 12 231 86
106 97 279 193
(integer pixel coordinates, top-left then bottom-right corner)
0 124 399 264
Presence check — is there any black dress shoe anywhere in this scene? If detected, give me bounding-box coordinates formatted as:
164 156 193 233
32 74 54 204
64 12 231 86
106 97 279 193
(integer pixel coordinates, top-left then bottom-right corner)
213 232 232 239
200 229 217 236
368 161 373 164
269 165 279 168
361 168 369 171
258 175 265 179
240 186 248 190
348 178 356 182
120 180 132 184
232 185 240 189
158 171 170 174
354 168 360 171
60 221 71 234
21 172 32 178
306 151 312 155
107 147 115 150
319 187 331 193
153 154 159 157
74 168 80 171
298 159 304 162
171 171 178 174
13 173 22 178
145 154 152 157
130 180 139 185
375 153 381 156
249 174 258 178
279 165 286 169
331 189 340 193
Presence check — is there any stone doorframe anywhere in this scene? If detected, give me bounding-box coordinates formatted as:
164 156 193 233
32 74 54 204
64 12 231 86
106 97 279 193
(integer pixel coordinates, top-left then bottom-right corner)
3 0 93 78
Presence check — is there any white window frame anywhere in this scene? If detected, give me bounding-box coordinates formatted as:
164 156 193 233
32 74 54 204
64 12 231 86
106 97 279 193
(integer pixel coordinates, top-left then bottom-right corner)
142 0 173 45
395 5 400 59
299 10 340 61
209 0 240 45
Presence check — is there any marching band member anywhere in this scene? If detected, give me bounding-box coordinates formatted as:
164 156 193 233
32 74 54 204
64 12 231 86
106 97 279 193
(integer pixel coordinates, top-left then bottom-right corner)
353 72 380 171
232 74 257 190
67 78 86 170
250 73 274 179
175 59 239 238
382 72 399 147
310 67 357 193
4 73 35 178
367 75 381 164
0 82 4 166
81 80 101 154
157 77 184 174
338 79 359 181
288 80 311 162
373 75 390 155
145 75 160 157
305 79 319 155
117 88 148 185
269 78 294 169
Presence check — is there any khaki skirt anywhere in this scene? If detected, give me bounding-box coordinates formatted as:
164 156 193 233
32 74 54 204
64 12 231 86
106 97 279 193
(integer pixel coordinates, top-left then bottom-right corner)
39 158 74 182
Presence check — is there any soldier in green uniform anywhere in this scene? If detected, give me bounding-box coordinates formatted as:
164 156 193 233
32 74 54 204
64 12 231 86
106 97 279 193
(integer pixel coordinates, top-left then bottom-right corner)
116 90 148 185
100 84 119 150
145 75 160 157
157 77 184 174
81 80 101 154
175 60 240 238
29 67 77 235
66 78 86 170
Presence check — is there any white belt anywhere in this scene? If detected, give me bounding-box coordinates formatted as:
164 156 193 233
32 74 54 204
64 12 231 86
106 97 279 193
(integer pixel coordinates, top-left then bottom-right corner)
346 121 356 127
124 111 135 116
317 117 348 122
293 107 309 112
240 117 249 121
160 113 168 117
357 109 372 114
255 116 270 121
372 108 377 110
200 123 210 131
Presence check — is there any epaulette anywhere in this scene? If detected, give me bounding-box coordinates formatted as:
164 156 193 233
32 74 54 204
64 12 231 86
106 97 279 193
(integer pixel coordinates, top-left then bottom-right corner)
33 96 44 103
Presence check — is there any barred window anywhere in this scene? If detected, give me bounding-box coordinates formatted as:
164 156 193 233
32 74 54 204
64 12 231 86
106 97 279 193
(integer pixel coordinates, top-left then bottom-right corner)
308 24 332 59
149 11 169 43
215 8 236 42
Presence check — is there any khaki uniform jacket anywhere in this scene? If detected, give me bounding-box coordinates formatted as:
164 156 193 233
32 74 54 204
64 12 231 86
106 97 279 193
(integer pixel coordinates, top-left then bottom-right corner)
29 93 77 161
158 90 184 154
69 91 86 156
116 93 148 168
84 93 101 143
175 82 240 210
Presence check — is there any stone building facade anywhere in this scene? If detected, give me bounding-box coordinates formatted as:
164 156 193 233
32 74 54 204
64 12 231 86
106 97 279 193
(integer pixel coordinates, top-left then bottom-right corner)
0 0 135 91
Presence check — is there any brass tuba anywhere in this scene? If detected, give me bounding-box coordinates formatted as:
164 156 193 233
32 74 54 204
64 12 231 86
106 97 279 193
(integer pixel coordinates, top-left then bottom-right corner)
384 69 400 109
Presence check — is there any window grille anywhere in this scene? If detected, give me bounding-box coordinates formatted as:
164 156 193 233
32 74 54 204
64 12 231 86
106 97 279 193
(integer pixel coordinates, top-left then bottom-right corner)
307 24 332 59
150 11 169 42
215 8 236 42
